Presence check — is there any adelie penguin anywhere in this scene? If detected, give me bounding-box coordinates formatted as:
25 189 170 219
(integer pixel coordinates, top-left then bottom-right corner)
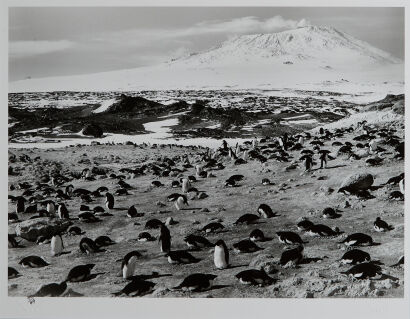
79 237 103 254
29 282 67 297
340 249 371 265
67 226 84 236
297 219 314 231
145 218 163 230
339 233 374 247
159 224 171 253
214 240 229 269
340 262 382 279
50 233 64 256
276 231 307 245
201 222 224 233
16 196 25 213
66 264 95 282
46 201 56 215
8 234 20 248
280 245 304 267
235 269 274 286
105 192 114 210
175 195 189 210
166 250 200 264
306 224 341 237
172 273 217 292
127 205 142 218
233 239 263 253
121 251 142 279
19 256 49 268
234 213 260 225
8 267 21 279
373 217 393 232
138 232 154 242
95 235 116 247
113 279 155 297
57 203 69 219
257 204 275 218
249 229 265 242
184 234 213 250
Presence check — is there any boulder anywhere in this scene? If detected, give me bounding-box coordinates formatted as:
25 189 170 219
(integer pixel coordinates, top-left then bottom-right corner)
15 218 72 242
339 173 374 192
82 124 103 138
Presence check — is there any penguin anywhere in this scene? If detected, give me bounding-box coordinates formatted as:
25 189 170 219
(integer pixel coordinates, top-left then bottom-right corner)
145 219 163 230
167 193 187 202
234 213 260 225
214 240 229 270
8 212 19 222
16 196 25 213
399 178 404 194
36 236 51 245
235 269 274 286
80 205 90 211
249 229 265 242
306 224 341 237
280 245 304 267
66 264 95 282
113 279 156 297
340 262 382 279
29 282 67 297
261 178 273 186
389 190 404 201
233 239 263 253
121 251 142 279
184 234 213 250
175 196 189 210
24 204 37 214
321 207 337 219
152 181 163 187
78 211 101 223
67 226 83 236
46 201 56 215
201 222 224 233
95 235 115 247
373 217 392 232
257 204 275 218
340 249 371 265
339 233 374 246
65 184 74 196
225 179 236 187
8 267 21 279
8 234 20 248
50 234 64 256
181 178 191 193
105 192 114 210
390 255 404 267
166 250 200 264
115 188 129 196
19 256 49 268
297 219 314 231
96 186 108 193
172 273 217 292
126 205 140 218
159 224 171 253
171 181 180 188
276 231 306 245
79 237 103 254
57 203 69 219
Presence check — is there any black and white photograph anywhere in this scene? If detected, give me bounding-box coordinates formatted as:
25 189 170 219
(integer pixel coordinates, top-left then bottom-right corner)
2 1 409 318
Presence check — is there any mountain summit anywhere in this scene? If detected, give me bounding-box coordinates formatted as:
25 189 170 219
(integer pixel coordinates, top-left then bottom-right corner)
9 25 403 93
170 26 401 67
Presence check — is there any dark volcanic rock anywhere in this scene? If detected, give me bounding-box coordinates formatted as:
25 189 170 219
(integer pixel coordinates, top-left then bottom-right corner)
82 124 103 138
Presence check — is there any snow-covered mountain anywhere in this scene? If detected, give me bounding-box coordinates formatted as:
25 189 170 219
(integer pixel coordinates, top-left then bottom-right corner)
9 26 404 93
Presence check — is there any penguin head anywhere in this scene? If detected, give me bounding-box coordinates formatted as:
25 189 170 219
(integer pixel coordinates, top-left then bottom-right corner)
86 264 96 270
206 274 218 281
375 217 381 221
215 240 226 248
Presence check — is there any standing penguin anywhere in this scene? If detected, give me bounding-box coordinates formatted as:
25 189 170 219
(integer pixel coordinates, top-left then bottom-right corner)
159 225 171 253
50 233 64 256
105 192 114 210
121 251 142 279
16 197 25 214
47 201 56 215
181 178 191 193
214 240 229 270
57 203 69 219
175 196 189 210
298 135 304 145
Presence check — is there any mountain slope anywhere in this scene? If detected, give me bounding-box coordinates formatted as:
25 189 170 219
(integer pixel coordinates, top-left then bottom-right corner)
9 26 404 93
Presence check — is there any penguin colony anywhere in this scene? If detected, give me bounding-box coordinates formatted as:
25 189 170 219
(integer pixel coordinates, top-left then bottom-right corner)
8 121 404 298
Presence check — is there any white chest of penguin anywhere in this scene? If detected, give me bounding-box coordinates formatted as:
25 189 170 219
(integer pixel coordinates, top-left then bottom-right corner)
214 246 228 269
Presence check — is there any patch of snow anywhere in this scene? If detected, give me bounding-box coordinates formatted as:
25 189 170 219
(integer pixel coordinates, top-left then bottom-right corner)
92 98 117 113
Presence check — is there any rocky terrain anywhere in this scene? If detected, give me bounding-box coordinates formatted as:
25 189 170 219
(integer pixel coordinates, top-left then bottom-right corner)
8 94 404 298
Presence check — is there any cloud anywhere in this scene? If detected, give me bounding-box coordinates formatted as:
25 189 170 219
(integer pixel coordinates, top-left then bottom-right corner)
9 40 74 58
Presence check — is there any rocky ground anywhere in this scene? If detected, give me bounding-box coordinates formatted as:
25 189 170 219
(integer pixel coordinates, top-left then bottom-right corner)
8 114 404 298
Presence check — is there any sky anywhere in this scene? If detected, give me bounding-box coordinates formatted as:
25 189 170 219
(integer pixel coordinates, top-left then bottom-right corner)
9 7 404 81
